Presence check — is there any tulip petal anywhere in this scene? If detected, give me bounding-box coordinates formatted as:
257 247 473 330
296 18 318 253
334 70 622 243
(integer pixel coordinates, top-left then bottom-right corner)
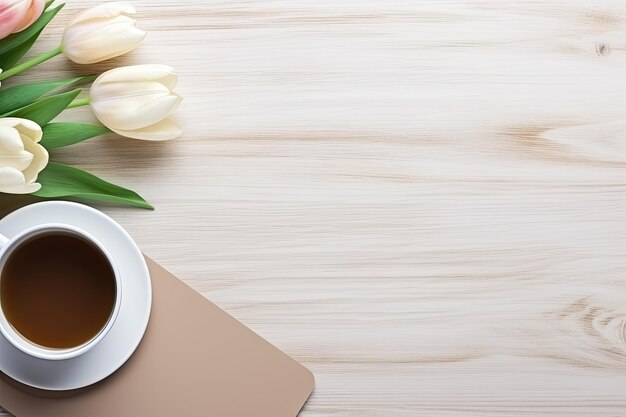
90 80 170 102
68 2 136 25
0 125 25 151
20 136 47 183
110 118 183 141
94 64 176 88
0 167 39 194
12 0 45 33
0 132 33 171
92 84 181 130
0 0 30 39
62 15 128 47
0 117 43 142
0 150 33 171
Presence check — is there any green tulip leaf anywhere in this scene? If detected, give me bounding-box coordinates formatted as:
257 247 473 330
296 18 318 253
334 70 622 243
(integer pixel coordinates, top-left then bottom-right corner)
45 0 55 10
41 122 111 149
34 162 153 210
0 3 64 56
0 75 94 116
0 29 43 70
3 88 81 126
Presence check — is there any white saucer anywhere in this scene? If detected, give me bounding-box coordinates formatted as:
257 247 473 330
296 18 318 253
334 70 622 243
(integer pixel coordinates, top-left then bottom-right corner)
0 201 152 391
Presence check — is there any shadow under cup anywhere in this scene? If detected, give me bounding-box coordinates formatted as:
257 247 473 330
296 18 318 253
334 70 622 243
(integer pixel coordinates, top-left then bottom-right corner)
0 226 120 359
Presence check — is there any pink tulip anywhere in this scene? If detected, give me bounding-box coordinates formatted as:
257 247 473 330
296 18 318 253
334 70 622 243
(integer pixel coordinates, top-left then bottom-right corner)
0 0 44 40
11 0 43 32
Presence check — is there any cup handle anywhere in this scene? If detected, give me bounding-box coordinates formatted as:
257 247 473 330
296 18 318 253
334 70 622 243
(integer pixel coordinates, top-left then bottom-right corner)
0 234 8 247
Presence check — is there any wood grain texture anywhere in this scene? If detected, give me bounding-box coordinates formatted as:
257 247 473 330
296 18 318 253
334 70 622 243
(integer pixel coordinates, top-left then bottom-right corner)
3 0 626 415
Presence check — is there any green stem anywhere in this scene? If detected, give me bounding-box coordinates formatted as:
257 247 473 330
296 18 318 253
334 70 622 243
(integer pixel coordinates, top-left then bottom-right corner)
66 97 90 109
0 46 63 80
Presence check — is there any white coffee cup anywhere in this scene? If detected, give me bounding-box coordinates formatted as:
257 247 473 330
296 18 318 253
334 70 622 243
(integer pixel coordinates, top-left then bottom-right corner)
0 223 122 362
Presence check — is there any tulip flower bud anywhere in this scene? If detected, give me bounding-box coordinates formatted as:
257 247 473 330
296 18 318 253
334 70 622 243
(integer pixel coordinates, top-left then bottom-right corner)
0 0 44 40
61 2 146 65
90 65 183 141
0 118 48 194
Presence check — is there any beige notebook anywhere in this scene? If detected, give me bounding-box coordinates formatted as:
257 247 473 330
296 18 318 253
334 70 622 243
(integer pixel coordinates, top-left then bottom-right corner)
0 199 314 417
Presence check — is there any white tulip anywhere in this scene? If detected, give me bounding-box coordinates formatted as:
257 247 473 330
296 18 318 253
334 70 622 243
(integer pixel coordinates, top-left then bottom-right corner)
0 118 48 194
61 2 146 65
90 64 183 141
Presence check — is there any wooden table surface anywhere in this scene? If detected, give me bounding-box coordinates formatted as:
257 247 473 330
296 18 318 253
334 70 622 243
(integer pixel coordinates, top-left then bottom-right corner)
3 0 626 415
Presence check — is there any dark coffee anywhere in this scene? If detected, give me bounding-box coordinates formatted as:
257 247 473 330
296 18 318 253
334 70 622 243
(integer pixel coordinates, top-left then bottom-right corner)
0 232 116 349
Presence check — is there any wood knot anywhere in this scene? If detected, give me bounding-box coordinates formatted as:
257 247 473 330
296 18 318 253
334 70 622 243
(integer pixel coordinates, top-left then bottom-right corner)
595 42 610 56
552 298 626 368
